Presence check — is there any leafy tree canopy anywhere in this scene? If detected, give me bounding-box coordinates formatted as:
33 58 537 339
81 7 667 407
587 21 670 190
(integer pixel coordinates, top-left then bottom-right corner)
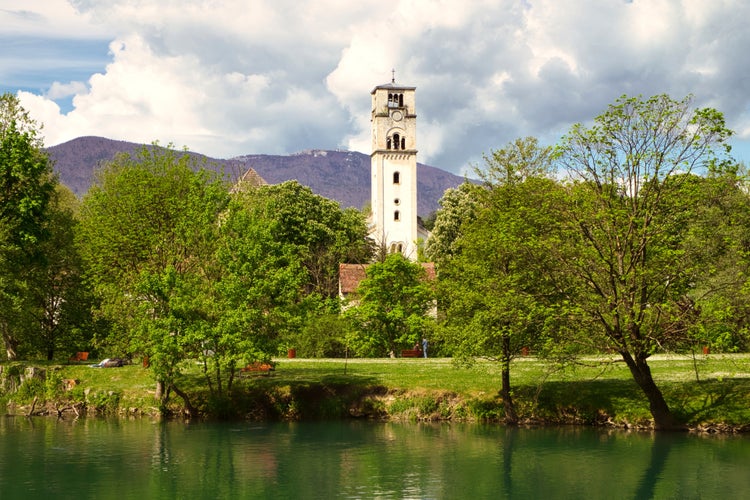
237 180 372 302
436 137 564 423
553 94 734 429
345 253 434 357
77 145 231 408
0 93 56 359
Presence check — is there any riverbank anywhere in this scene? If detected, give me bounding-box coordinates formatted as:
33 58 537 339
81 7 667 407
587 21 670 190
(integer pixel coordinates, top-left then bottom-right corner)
2 355 749 432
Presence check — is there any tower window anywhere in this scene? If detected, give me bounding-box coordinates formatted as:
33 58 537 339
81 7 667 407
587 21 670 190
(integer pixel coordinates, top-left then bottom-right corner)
394 210 400 221
394 198 400 205
389 133 406 150
388 92 404 108
393 171 400 184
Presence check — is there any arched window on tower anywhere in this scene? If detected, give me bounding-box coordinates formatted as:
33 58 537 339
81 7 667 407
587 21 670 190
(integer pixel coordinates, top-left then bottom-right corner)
388 93 404 108
393 133 400 150
401 137 406 149
394 210 400 221
393 171 400 184
386 137 391 150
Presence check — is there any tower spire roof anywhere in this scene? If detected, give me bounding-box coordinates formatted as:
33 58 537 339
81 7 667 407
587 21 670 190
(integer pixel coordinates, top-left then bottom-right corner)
371 73 416 93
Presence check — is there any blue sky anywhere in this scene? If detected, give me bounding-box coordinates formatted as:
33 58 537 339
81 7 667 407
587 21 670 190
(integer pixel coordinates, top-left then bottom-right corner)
2 0 750 175
1 36 109 110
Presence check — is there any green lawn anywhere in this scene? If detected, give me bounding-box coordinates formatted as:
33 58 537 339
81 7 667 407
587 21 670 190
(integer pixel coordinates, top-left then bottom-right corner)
3 354 750 428
244 354 750 426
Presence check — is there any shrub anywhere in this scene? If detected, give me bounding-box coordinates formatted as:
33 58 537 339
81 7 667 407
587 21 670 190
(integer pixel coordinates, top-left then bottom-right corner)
466 398 503 421
289 314 351 358
15 378 45 403
87 391 121 414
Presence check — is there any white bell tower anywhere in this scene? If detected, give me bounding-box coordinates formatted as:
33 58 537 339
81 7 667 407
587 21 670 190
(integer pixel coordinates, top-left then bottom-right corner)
370 74 419 260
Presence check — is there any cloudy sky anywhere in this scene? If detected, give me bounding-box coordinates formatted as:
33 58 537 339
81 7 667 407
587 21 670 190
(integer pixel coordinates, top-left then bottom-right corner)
3 0 750 174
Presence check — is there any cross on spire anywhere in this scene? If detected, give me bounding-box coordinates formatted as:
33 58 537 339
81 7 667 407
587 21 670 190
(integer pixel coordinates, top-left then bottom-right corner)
391 68 395 84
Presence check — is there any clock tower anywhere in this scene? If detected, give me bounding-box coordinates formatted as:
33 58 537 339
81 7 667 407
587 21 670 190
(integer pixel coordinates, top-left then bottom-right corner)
370 75 420 260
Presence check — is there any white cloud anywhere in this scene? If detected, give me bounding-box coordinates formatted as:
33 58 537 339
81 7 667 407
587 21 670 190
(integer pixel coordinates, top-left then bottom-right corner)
46 81 88 100
7 0 750 173
0 0 109 38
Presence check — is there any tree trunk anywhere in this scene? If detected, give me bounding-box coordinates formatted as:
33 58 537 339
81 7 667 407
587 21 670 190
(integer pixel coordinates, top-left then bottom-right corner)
170 383 198 418
500 336 519 425
227 363 235 393
621 352 684 431
215 365 223 396
4 342 17 360
155 380 166 402
2 323 18 360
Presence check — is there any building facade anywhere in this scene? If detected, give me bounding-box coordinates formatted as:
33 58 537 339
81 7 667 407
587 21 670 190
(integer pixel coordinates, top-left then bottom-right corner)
369 78 424 261
339 78 434 302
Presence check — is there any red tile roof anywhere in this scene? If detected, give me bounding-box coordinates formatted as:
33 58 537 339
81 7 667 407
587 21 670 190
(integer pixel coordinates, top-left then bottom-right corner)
339 262 436 296
339 263 368 295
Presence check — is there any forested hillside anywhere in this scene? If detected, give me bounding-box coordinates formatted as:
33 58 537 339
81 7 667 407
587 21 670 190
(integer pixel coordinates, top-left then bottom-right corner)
47 137 465 215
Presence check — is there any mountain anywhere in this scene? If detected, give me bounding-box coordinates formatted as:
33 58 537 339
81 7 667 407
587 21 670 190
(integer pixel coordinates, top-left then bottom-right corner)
46 136 466 215
46 136 229 195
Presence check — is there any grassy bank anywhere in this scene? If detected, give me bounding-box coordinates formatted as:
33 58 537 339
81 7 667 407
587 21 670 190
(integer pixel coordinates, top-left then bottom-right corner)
2 354 750 431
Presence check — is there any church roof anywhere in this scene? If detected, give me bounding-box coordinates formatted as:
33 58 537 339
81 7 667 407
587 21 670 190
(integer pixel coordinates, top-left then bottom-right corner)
339 262 436 296
339 263 368 295
371 82 416 93
230 167 267 193
421 262 436 281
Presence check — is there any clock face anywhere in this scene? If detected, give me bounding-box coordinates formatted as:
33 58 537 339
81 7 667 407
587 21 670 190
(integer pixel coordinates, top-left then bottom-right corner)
391 110 403 121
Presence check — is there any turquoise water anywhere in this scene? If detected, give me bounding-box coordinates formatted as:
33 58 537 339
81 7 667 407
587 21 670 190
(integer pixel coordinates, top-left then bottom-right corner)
0 418 748 499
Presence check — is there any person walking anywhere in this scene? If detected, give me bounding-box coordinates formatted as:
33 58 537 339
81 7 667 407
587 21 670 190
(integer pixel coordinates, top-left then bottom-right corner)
422 338 428 358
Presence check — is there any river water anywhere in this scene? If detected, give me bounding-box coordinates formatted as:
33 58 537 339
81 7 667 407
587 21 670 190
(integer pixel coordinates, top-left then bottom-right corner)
0 417 748 499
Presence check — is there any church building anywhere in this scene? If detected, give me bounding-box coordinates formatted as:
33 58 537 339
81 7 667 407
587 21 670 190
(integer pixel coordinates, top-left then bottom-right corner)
368 75 429 261
339 75 434 299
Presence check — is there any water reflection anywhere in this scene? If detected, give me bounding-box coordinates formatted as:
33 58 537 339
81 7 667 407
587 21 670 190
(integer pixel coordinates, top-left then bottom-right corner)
0 418 748 499
501 427 517 499
635 432 673 499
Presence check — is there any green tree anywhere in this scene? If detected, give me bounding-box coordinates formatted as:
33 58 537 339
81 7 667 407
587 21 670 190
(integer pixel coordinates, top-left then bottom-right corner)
0 93 44 145
29 184 95 360
293 313 352 358
554 94 733 430
674 169 750 355
345 254 435 357
77 145 229 411
437 137 562 424
241 181 373 302
195 193 307 404
424 181 481 270
421 211 437 232
480 136 554 185
0 93 56 359
237 181 373 359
